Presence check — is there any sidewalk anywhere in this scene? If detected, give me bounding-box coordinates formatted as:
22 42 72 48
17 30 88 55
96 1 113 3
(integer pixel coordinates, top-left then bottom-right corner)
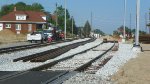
112 44 150 84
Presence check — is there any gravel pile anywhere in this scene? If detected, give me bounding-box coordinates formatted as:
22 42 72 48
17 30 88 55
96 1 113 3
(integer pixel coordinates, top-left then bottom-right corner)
96 43 137 80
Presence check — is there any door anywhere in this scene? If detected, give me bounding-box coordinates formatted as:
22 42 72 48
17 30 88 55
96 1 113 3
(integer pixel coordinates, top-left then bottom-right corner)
15 24 21 34
0 23 3 31
28 24 32 32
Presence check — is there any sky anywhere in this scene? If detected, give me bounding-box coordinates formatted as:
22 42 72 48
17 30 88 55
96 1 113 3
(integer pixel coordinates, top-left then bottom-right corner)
0 0 150 34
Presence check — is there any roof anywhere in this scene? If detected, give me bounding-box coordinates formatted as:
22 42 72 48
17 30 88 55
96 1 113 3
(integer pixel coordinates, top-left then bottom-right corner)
0 11 46 23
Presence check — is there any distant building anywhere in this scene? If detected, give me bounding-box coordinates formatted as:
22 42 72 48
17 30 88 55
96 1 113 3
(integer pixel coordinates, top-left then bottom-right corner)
147 23 150 34
0 7 47 34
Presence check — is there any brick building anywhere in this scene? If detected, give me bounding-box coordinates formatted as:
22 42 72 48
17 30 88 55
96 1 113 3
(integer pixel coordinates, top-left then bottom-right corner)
0 8 47 34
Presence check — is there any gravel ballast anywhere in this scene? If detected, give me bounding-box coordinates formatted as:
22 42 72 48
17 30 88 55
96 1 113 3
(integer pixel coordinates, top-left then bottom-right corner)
0 39 139 84
63 73 112 84
63 43 138 84
48 43 113 71
96 43 137 80
0 38 102 71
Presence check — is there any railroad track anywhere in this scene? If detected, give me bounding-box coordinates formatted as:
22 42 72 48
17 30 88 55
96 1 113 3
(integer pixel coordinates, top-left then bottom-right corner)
29 42 116 84
13 38 96 62
84 50 117 74
0 41 117 84
0 40 71 54
29 41 115 71
47 42 115 71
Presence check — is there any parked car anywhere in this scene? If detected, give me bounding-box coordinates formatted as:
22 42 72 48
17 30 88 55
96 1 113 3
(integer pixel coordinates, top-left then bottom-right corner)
43 30 53 43
27 31 47 43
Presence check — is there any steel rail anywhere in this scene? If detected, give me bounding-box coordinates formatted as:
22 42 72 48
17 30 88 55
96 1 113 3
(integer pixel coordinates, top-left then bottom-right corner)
13 38 95 62
0 40 71 54
29 39 102 71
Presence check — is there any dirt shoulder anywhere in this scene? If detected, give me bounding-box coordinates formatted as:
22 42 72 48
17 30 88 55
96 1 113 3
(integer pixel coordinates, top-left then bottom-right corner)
0 29 27 44
111 44 150 84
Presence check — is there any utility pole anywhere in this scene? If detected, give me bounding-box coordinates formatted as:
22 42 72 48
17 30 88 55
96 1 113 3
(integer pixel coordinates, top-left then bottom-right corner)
145 13 148 34
135 0 140 46
122 0 127 42
149 9 150 34
56 3 58 27
130 13 132 38
132 0 142 52
72 16 74 38
91 12 93 37
64 0 67 40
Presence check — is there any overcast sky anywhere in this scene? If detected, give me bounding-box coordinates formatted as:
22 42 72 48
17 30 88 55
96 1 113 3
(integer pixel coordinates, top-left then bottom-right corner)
0 0 150 34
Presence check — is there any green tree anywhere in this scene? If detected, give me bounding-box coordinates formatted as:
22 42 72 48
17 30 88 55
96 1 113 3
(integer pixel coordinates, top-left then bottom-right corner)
52 5 78 35
113 30 120 36
113 25 146 38
83 21 91 37
31 3 44 11
132 29 146 35
15 2 26 10
0 4 14 17
77 27 84 37
0 2 44 17
93 29 105 36
72 18 78 35
53 5 70 30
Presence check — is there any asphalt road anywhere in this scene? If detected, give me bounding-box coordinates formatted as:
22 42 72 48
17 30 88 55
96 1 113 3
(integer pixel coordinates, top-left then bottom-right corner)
0 71 72 84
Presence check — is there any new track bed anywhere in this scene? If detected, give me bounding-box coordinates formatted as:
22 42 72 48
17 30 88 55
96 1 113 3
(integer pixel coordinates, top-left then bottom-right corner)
0 41 118 84
13 38 96 62
29 41 116 71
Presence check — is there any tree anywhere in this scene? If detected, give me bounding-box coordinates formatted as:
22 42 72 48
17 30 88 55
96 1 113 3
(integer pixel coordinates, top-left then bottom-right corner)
77 26 84 37
83 21 91 37
113 25 131 36
113 30 120 36
132 29 146 35
72 18 78 35
53 5 70 30
0 2 44 17
0 4 14 17
51 5 78 35
93 29 105 36
15 2 26 11
113 25 146 38
31 3 44 11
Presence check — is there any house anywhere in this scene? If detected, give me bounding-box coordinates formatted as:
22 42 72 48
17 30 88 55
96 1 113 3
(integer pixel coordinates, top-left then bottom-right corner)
0 8 47 34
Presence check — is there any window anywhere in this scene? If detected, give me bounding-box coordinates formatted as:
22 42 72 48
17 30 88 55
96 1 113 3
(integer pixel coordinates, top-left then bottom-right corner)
16 15 26 20
0 24 3 31
5 24 11 28
42 16 46 21
15 24 21 30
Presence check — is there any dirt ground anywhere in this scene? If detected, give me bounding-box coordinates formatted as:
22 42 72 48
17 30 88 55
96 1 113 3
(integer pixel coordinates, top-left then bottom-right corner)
0 29 26 44
101 35 119 41
112 44 150 84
